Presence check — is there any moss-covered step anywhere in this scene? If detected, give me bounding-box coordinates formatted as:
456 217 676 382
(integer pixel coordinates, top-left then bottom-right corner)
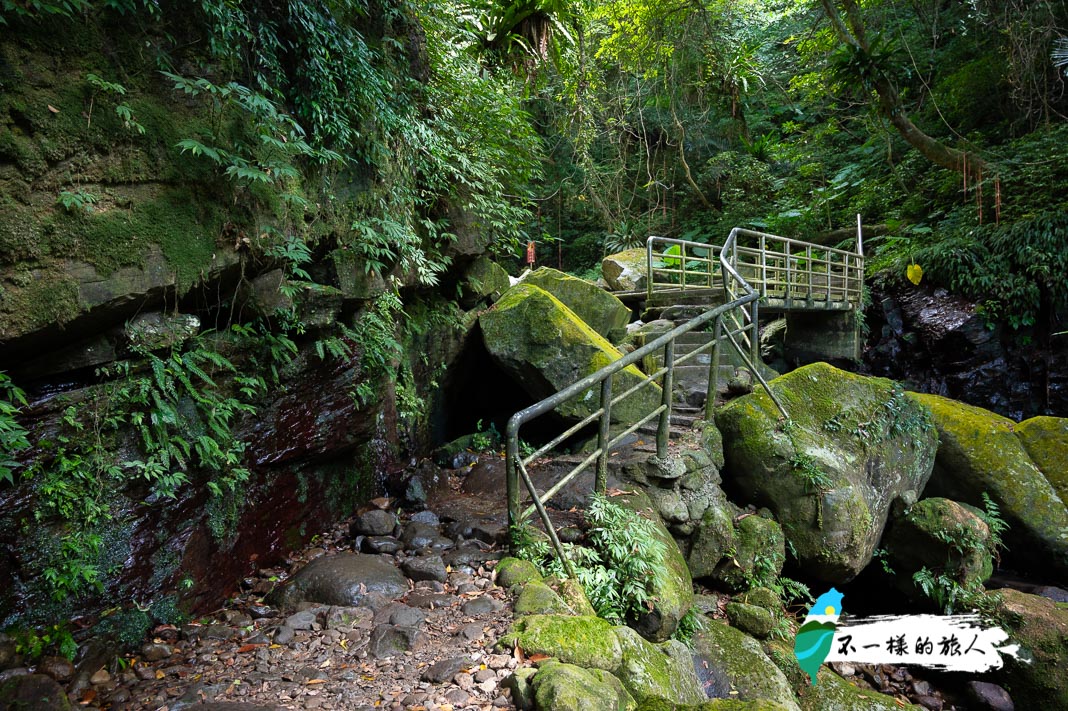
480 284 660 425
520 267 632 342
909 393 1068 579
716 363 937 583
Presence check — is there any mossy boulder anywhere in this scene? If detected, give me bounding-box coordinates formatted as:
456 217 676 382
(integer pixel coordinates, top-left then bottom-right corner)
692 623 801 711
990 588 1068 709
714 514 786 593
496 557 543 588
687 490 740 580
882 498 993 601
725 602 777 639
611 489 695 642
498 614 623 672
800 669 921 711
613 626 705 705
462 256 511 305
716 363 937 583
0 674 72 710
480 284 661 425
515 581 574 616
602 248 648 291
1016 416 1068 505
909 393 1068 578
521 267 632 342
532 660 636 711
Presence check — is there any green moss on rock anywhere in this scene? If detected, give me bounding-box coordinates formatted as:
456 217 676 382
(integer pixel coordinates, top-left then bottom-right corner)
521 267 632 341
726 602 777 639
496 557 542 588
800 668 921 710
497 614 623 672
716 363 937 583
910 393 1068 578
613 626 705 705
990 588 1068 709
532 661 636 711
1016 416 1068 505
480 284 660 425
692 622 801 711
515 581 573 616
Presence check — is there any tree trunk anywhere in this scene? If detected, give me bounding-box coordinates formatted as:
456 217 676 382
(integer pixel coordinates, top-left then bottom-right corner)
818 0 986 174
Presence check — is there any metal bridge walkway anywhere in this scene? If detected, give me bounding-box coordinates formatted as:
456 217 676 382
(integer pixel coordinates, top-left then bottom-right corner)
503 227 865 569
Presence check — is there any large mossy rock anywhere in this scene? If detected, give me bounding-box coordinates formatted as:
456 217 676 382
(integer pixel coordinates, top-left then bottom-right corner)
614 626 705 705
498 615 624 672
521 267 632 342
532 661 636 711
990 589 1068 709
461 256 511 306
882 497 993 601
480 284 660 425
611 489 695 641
602 249 648 291
0 674 72 710
1016 415 1068 505
909 393 1068 578
692 623 801 711
716 363 937 583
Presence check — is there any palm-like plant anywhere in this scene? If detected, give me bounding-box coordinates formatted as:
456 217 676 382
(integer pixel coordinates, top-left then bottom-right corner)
1054 37 1068 75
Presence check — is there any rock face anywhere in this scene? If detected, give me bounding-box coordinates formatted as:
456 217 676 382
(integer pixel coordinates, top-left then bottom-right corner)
266 553 409 609
520 267 632 342
910 393 1068 579
882 498 994 601
1016 415 1068 504
601 249 648 292
716 363 938 582
480 284 660 425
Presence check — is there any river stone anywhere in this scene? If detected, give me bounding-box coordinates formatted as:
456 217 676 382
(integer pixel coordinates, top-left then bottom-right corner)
882 498 993 601
0 673 71 710
35 655 74 683
422 655 474 683
801 668 922 710
611 489 694 641
352 509 397 536
910 393 1068 579
498 615 623 672
520 267 632 342
717 363 937 583
692 623 800 711
989 588 1068 709
184 704 285 710
1015 415 1068 505
613 626 704 705
266 552 407 610
531 660 636 711
368 624 427 658
602 248 647 292
401 555 448 583
964 681 1014 711
687 485 741 580
480 284 661 426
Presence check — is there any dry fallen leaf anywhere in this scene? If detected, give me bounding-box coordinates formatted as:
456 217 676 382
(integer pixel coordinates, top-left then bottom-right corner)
528 653 550 662
80 689 96 705
236 644 260 653
306 679 327 685
47 104 59 113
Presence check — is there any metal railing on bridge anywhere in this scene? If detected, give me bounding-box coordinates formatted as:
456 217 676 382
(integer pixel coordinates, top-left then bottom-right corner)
504 228 802 569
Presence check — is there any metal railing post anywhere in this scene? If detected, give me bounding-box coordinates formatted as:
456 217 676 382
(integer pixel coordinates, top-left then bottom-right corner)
506 421 520 532
596 376 613 494
657 340 674 458
646 238 655 301
706 315 723 420
750 300 760 364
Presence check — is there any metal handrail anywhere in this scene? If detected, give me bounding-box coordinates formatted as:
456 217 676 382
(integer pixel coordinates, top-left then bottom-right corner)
503 228 800 564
